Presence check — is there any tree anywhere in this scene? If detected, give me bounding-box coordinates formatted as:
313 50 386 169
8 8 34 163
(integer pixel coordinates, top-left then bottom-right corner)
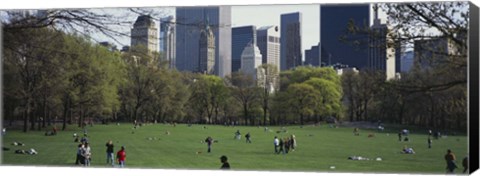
257 64 279 126
304 78 342 121
226 72 261 126
285 83 319 125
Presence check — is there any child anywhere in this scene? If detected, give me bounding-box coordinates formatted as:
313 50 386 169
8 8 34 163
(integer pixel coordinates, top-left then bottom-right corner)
117 146 126 168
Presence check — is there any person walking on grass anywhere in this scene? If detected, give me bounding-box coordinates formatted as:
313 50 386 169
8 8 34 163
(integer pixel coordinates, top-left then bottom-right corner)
445 149 457 174
117 146 126 168
106 140 114 166
245 132 251 143
273 136 279 154
220 155 230 169
427 137 432 149
278 138 284 154
205 136 213 153
462 156 468 174
82 143 92 166
76 144 84 165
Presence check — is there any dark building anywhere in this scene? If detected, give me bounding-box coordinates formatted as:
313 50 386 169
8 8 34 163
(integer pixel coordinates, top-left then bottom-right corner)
304 43 320 66
280 12 302 71
175 6 232 77
320 4 370 69
232 25 256 72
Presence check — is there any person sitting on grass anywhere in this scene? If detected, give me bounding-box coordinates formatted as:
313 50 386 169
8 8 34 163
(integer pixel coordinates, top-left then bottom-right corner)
353 128 360 136
402 146 415 154
220 155 230 169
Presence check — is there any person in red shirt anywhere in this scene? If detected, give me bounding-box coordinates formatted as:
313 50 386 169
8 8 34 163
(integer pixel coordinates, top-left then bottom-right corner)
116 146 126 168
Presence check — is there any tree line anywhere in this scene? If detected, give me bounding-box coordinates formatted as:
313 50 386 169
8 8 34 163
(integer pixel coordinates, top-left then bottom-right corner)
2 2 468 132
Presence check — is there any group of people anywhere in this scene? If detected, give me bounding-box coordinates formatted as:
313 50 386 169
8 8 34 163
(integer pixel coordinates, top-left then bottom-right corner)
104 140 127 168
75 142 92 166
74 134 126 168
273 135 296 154
234 130 252 143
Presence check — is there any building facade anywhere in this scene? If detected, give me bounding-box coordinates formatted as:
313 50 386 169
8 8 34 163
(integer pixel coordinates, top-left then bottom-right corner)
199 24 216 74
257 26 281 71
232 25 257 72
175 6 232 77
320 4 370 69
131 15 158 53
280 12 302 71
414 37 460 70
159 16 176 68
304 43 320 66
367 5 395 80
240 43 263 79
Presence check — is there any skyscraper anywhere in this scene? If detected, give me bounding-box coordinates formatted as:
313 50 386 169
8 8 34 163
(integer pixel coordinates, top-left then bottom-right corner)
159 16 176 68
304 43 320 66
232 25 257 72
368 4 395 80
240 42 263 79
175 6 232 77
199 23 216 74
131 15 158 53
280 12 302 71
320 4 370 69
257 26 281 71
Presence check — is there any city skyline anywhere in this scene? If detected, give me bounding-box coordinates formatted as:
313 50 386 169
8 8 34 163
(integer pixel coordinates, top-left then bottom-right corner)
86 4 388 62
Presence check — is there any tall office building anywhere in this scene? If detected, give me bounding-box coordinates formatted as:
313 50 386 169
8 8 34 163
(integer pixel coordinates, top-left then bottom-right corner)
257 26 281 71
304 43 320 66
280 12 302 71
320 4 370 68
414 37 458 69
394 41 406 73
240 43 263 79
131 15 158 53
159 16 176 68
368 5 395 80
176 6 232 77
232 25 257 72
401 51 414 73
198 24 216 74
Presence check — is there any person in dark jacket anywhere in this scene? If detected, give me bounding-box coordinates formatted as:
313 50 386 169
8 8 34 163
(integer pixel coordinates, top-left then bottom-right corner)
106 140 114 166
245 133 251 143
445 149 457 173
220 155 230 169
205 136 213 153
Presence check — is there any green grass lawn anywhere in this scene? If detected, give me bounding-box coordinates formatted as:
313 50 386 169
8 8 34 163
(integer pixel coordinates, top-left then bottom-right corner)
1 123 467 174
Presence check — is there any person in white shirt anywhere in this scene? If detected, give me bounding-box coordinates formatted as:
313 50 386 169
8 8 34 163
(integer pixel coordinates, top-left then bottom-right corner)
274 136 280 154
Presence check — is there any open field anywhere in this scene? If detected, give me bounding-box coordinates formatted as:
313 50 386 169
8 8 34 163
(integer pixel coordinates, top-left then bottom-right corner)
1 123 468 174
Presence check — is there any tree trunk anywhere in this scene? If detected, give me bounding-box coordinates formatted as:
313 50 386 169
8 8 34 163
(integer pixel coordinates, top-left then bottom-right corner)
62 96 69 130
300 113 304 126
243 103 249 126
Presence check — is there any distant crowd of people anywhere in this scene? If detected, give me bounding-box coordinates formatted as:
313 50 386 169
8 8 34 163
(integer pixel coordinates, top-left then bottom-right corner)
273 135 296 154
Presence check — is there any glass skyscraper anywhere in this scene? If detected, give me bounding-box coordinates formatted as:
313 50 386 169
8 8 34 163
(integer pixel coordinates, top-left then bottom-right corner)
232 25 257 73
320 4 370 69
280 12 302 71
175 6 232 77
